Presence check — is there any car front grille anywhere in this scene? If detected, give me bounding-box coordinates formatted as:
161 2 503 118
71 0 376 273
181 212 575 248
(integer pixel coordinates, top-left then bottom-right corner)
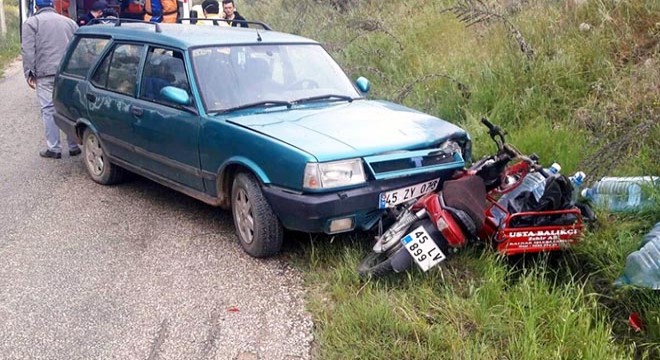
362 148 464 180
368 152 455 174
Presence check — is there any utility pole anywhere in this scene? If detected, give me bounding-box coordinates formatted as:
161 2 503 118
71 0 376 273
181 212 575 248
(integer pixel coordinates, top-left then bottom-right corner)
0 0 7 37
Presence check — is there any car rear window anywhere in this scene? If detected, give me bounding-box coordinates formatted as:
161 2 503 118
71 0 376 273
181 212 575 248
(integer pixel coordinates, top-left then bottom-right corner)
62 37 110 78
91 43 143 96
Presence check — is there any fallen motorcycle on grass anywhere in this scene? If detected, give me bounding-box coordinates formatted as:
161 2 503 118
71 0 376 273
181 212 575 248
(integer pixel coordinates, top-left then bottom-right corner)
358 118 593 278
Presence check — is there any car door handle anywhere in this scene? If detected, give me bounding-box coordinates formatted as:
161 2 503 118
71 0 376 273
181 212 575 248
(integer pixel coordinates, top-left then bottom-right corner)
86 93 96 102
130 106 144 116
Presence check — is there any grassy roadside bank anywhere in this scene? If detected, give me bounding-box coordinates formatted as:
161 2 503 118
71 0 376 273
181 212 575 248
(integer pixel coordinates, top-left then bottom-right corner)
0 0 20 76
242 0 659 358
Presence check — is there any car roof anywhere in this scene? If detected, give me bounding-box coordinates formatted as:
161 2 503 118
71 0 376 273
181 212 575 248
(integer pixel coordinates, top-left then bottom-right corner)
75 22 319 49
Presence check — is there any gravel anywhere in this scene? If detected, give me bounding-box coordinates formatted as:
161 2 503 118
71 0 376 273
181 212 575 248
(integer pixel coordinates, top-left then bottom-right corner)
0 60 314 360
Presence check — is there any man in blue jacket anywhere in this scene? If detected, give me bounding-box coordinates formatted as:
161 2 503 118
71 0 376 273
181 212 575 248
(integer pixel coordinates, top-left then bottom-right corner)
21 0 80 159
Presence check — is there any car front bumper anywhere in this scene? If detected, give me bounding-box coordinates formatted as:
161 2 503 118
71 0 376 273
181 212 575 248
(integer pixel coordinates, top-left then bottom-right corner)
262 168 462 234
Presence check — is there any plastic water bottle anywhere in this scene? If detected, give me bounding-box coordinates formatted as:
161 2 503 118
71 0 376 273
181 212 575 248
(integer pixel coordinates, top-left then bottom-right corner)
568 171 586 205
615 222 660 289
581 176 658 212
491 163 561 225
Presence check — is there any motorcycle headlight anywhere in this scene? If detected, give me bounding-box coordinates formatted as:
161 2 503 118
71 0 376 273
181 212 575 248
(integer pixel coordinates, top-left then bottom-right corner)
303 159 366 190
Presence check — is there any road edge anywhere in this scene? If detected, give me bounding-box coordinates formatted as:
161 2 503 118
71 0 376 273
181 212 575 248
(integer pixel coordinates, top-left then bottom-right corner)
0 57 22 82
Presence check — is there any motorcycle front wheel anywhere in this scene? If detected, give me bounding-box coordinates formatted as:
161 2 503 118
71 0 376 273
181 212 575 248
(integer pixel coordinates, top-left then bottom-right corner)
358 218 435 278
358 217 455 278
358 244 412 277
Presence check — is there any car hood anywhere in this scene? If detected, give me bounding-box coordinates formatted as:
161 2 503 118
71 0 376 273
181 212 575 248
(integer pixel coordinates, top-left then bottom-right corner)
225 100 467 161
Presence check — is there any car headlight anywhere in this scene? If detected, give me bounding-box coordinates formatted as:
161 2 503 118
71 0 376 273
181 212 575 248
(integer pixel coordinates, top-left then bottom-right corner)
303 159 366 190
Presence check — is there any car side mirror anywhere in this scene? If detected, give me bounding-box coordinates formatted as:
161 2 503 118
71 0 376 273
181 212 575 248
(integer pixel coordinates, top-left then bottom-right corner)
161 86 191 106
356 76 370 94
190 10 198 24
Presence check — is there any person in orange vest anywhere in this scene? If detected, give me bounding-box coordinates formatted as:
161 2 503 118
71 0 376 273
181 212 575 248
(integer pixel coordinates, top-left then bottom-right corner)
119 0 146 20
52 0 71 17
144 0 177 23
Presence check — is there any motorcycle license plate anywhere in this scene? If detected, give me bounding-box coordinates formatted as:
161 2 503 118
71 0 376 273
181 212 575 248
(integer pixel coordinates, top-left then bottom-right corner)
378 178 440 209
401 225 446 272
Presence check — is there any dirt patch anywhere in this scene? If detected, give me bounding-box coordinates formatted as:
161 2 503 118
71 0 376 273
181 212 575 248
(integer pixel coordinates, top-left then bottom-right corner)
1 57 22 80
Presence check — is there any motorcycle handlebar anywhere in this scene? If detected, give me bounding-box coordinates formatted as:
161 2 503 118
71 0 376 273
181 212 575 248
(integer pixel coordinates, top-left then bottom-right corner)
494 141 544 177
481 117 507 152
480 119 542 170
481 117 495 131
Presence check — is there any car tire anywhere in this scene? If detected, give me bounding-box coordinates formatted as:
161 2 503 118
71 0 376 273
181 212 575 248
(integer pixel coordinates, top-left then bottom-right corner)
231 172 283 258
82 129 125 185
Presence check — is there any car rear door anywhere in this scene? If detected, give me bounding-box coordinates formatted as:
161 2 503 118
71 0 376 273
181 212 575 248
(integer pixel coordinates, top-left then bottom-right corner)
87 42 146 165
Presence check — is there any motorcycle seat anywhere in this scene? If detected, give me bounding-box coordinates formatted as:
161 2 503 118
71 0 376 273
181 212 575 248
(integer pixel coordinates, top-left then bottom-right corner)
441 176 488 236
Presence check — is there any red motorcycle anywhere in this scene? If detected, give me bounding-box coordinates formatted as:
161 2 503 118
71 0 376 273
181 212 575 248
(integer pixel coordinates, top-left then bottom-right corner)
357 119 586 277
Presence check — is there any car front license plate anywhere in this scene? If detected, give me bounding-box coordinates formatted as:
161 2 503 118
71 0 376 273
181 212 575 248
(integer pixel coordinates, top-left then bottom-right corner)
401 225 446 272
378 178 440 209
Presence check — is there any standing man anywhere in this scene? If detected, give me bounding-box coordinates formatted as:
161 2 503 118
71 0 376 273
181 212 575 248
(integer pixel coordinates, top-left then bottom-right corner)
21 0 80 159
199 0 228 26
222 0 247 27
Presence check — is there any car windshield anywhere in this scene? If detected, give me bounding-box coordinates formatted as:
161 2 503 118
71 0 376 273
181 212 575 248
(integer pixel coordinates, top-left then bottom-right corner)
191 44 361 113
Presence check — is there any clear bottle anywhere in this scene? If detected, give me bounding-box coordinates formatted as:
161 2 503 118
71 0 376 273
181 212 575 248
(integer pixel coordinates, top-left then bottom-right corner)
581 176 659 212
491 163 561 225
615 222 660 289
568 171 586 205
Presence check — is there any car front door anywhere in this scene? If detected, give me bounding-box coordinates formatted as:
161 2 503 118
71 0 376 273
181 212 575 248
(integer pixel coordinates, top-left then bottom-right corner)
131 47 204 192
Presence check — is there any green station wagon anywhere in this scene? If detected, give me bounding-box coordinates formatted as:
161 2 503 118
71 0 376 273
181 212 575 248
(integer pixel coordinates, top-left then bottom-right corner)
53 20 471 257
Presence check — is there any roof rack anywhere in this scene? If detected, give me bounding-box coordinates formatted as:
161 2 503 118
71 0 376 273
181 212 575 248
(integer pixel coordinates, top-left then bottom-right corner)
88 18 163 33
87 17 272 33
178 18 272 30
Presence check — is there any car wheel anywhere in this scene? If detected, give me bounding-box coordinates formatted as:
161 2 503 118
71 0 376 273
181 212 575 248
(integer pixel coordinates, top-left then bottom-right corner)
82 129 125 185
231 172 283 257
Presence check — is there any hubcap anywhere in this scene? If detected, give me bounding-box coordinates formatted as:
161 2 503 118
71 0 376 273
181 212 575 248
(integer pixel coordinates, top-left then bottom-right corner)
234 188 254 244
85 134 105 176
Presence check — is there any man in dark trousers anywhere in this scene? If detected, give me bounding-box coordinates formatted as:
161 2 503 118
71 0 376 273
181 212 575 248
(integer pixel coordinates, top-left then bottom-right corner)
21 0 80 158
222 0 247 27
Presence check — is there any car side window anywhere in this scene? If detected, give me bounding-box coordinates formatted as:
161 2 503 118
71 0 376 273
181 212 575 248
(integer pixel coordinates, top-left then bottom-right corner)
140 48 191 106
63 37 110 78
91 43 143 96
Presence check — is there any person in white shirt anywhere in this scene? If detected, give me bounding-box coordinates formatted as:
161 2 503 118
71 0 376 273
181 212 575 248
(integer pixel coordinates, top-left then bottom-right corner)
199 0 228 26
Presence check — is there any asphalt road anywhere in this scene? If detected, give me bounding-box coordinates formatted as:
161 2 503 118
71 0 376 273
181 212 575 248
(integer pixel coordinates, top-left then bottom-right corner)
0 60 313 360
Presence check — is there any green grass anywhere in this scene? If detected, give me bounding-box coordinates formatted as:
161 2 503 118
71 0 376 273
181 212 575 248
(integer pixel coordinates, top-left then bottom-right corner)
289 232 646 359
0 0 21 76
243 0 660 359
